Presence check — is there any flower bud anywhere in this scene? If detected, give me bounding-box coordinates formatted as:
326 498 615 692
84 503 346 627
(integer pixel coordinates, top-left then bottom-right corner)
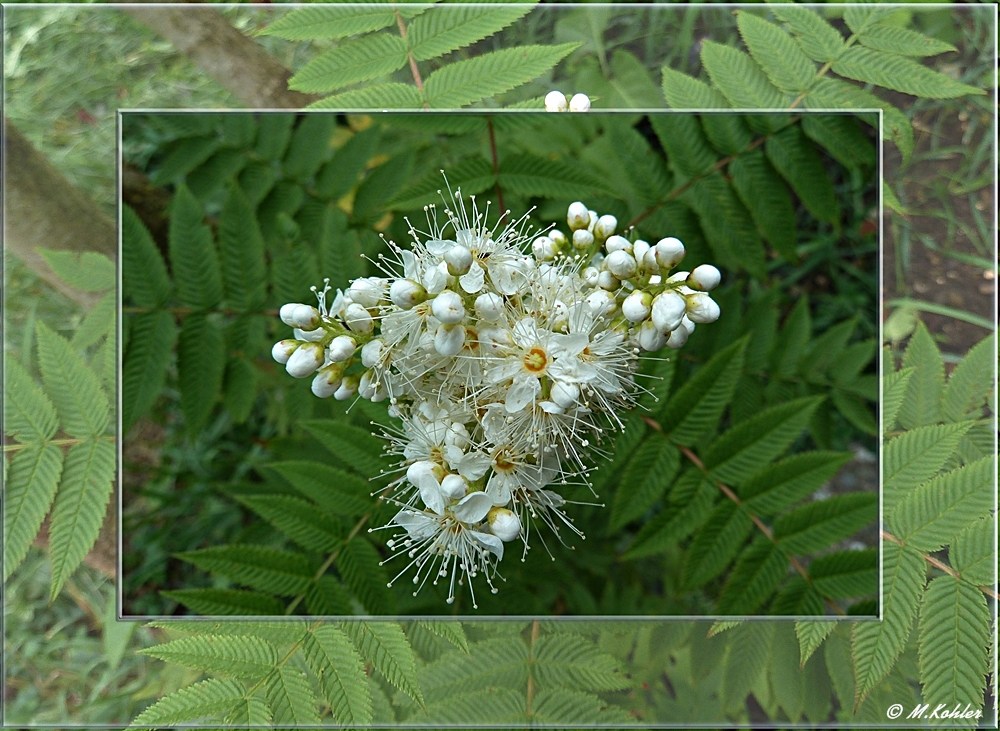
642 248 660 273
654 237 686 270
686 293 721 324
311 366 343 398
581 267 600 287
572 228 594 250
487 507 521 541
285 342 324 378
587 210 598 232
687 264 721 292
605 235 631 254
531 236 558 261
279 303 305 327
444 245 473 275
434 323 466 356
651 291 686 334
389 278 426 309
622 290 653 323
431 290 465 324
328 335 357 362
586 289 616 317
549 229 568 248
440 474 468 500
272 339 300 364
681 315 696 335
344 303 374 333
360 339 384 368
604 250 637 279
569 93 591 112
632 239 650 265
544 90 568 112
550 380 580 409
567 202 590 231
637 319 668 351
597 269 619 291
475 292 504 323
665 325 690 349
445 422 471 449
358 370 378 399
349 278 383 308
333 374 360 401
594 215 617 240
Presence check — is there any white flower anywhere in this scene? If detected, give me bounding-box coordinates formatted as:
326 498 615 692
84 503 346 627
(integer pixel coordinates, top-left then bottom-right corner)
360 339 384 368
686 292 721 323
431 290 465 324
651 291 686 334
544 90 568 112
328 335 356 362
605 235 631 253
345 303 374 333
272 339 299 364
285 342 324 378
569 93 591 112
604 250 637 279
622 290 652 323
567 201 590 231
487 507 521 541
654 237 685 270
334 374 359 400
349 278 384 308
311 366 342 398
444 245 473 275
434 323 466 356
688 264 721 291
572 228 594 250
475 292 504 322
593 214 617 240
390 279 426 309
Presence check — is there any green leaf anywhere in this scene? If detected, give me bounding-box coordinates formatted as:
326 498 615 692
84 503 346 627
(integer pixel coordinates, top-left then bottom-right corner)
607 123 672 207
774 493 876 554
699 40 789 108
265 461 372 517
309 83 424 110
3 359 58 442
300 421 385 476
353 150 415 220
659 337 748 445
851 542 925 708
532 687 629 724
681 501 753 589
131 678 246 727
238 161 277 207
419 638 528 702
898 321 945 428
39 250 115 292
831 389 877 436
700 115 753 156
414 621 469 653
46 439 116 600
533 633 631 691
722 622 774 706
35 321 109 438
660 66 730 109
857 24 957 57
918 575 991 709
881 366 914 434
831 46 983 99
151 136 221 185
176 313 226 434
224 696 272 727
770 297 811 378
716 536 788 614
883 421 973 512
161 588 285 616
223 357 259 425
801 115 877 169
306 575 353 616
810 549 877 599
388 157 494 210
497 153 615 200
407 3 532 62
729 149 797 261
122 311 177 433
338 538 394 614
168 185 223 310
737 11 816 93
290 34 408 94
302 626 373 725
254 115 296 161
176 545 315 596
651 114 717 179
221 114 257 148
343 622 423 705
622 471 716 559
237 495 344 553
267 666 322 726
3 443 63 580
282 114 335 180
607 435 679 532
740 451 853 515
149 621 309 647
424 44 579 108
949 517 994 586
843 6 896 35
218 186 267 312
419 688 524 724
70 291 115 350
795 621 835 667
941 333 994 421
316 127 379 200
261 6 397 40
140 634 278 679
702 396 823 485
772 7 845 63
766 125 838 223
802 76 913 162
889 456 993 552
187 148 249 202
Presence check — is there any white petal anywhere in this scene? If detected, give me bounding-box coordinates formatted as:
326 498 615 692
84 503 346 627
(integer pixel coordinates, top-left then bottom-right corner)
505 375 540 412
550 332 589 358
459 262 485 294
469 530 504 560
458 451 492 480
486 473 512 506
451 491 493 523
426 238 455 256
392 509 439 539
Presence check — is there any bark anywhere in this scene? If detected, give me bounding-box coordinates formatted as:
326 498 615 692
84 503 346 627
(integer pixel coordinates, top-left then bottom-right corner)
121 5 321 109
4 118 116 309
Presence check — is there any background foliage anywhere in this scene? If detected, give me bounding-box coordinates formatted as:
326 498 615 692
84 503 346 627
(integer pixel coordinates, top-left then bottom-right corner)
3 2 995 727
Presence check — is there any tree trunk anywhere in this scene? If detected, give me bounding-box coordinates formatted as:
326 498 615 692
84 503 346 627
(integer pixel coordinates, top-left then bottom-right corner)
4 118 115 308
121 5 321 109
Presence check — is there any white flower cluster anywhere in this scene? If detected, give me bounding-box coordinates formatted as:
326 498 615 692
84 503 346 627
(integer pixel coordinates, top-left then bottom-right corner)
272 184 721 608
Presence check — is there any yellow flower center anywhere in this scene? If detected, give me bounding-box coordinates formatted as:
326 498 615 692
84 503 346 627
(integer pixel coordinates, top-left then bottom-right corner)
523 347 548 373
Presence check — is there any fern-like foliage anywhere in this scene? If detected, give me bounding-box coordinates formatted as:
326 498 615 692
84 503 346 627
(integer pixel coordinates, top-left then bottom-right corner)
3 252 116 600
